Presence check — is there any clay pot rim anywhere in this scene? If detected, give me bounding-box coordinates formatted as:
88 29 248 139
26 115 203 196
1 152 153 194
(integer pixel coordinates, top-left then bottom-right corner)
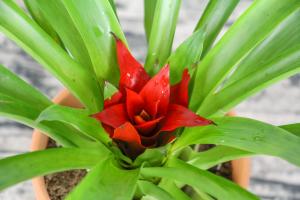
31 89 250 200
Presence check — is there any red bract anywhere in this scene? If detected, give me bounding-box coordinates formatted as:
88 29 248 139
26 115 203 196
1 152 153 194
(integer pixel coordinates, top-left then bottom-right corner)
92 37 213 158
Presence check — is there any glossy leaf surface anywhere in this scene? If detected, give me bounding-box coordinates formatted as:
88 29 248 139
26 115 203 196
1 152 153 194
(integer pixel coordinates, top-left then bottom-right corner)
34 0 93 70
0 65 91 147
66 157 139 200
0 148 109 190
168 29 205 84
194 0 239 56
226 8 300 86
0 0 103 112
61 0 127 85
24 0 62 45
138 180 175 200
190 0 300 110
142 158 258 200
145 0 181 74
37 104 111 145
188 146 252 170
0 64 50 110
0 93 98 147
198 47 300 116
280 123 300 137
144 0 158 43
174 117 300 167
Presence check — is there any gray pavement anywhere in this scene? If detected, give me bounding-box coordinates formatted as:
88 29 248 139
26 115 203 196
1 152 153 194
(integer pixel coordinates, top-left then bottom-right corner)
1 0 300 199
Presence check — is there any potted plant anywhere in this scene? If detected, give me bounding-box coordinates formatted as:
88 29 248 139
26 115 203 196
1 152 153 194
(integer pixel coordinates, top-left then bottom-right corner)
0 0 300 199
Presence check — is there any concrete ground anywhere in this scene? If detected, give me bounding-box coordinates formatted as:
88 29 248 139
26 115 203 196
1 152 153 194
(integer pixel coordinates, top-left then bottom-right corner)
0 0 300 199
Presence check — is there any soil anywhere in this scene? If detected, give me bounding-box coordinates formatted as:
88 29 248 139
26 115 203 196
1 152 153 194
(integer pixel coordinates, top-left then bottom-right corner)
197 144 232 180
44 139 87 200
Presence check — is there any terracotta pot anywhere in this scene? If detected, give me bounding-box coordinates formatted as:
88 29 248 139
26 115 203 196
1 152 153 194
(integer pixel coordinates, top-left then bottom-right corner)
31 90 250 200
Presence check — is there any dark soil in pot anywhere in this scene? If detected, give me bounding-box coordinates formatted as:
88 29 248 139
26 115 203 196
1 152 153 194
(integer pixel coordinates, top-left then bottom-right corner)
44 141 231 200
45 139 87 200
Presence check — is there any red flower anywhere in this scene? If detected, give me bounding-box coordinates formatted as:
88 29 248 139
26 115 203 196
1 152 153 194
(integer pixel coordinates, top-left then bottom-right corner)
92 36 213 158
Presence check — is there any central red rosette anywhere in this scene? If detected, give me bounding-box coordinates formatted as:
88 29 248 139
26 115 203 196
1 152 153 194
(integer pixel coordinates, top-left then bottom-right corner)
92 36 213 158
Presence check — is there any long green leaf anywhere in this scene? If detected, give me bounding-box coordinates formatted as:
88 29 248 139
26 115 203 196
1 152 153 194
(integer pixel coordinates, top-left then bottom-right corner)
23 0 62 45
189 0 300 110
194 0 239 56
61 0 127 85
33 0 94 71
168 29 205 84
144 0 181 75
108 0 117 17
0 148 110 190
198 47 300 116
141 158 258 200
66 157 139 200
0 67 77 147
174 117 300 167
0 93 99 147
226 8 300 86
158 179 191 200
38 121 100 148
144 0 158 43
0 93 42 125
0 64 51 110
0 88 97 148
0 0 103 113
36 104 111 145
138 180 175 200
280 123 300 137
188 146 252 170
0 65 98 147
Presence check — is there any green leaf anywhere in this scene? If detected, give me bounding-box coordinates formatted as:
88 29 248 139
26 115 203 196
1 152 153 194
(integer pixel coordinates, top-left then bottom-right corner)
23 0 62 45
133 146 167 167
0 0 103 113
280 123 300 137
144 0 158 43
0 93 42 124
188 146 252 170
194 0 239 56
198 47 300 116
38 121 101 148
158 179 191 200
189 0 300 110
0 148 109 190
141 158 258 200
0 64 51 110
144 0 181 75
168 29 205 84
108 0 117 17
138 180 175 200
0 86 97 147
66 157 139 200
61 0 127 85
174 117 300 167
0 93 99 147
226 8 300 86
0 77 78 147
104 81 119 99
36 104 111 145
33 0 94 71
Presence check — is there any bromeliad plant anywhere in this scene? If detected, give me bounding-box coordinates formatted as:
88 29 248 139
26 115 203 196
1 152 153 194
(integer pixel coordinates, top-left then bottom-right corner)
0 0 300 199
